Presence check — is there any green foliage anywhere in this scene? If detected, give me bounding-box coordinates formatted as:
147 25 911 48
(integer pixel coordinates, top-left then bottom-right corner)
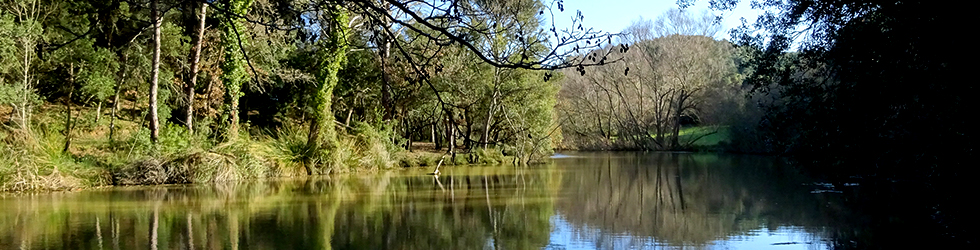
78 48 119 102
470 147 506 165
220 0 254 137
0 0 580 192
304 4 349 173
261 123 309 171
0 127 107 192
257 121 400 174
424 40 559 163
0 8 44 128
349 122 399 169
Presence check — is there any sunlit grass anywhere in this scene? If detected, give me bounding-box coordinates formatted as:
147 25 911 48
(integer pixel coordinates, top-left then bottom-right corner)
678 126 730 146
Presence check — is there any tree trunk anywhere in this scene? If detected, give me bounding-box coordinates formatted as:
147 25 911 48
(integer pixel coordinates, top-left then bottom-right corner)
671 90 685 149
110 53 127 142
404 118 412 151
481 68 501 149
446 110 456 160
380 40 394 121
304 5 348 174
63 65 75 153
463 108 472 150
344 108 353 128
95 101 102 123
481 89 498 149
185 3 208 133
149 0 162 143
493 127 500 143
12 0 44 133
221 0 253 140
434 122 442 150
431 122 439 149
203 77 213 117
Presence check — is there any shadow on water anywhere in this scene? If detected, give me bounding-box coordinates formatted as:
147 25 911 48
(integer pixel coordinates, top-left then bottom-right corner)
0 152 954 249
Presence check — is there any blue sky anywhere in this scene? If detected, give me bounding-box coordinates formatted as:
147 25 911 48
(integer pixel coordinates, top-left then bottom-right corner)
548 0 763 40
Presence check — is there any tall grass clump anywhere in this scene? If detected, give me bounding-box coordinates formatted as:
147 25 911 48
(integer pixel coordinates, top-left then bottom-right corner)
109 124 200 185
349 122 399 170
0 127 104 192
319 122 400 173
258 122 322 175
255 121 401 175
109 124 275 185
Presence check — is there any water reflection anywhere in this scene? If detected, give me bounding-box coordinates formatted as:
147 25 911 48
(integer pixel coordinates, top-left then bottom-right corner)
0 153 844 249
0 167 560 250
550 152 834 249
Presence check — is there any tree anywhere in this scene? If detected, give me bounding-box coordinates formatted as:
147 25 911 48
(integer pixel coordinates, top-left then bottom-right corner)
688 0 975 246
0 0 44 133
35 0 122 152
651 8 720 38
649 35 736 148
185 1 208 133
345 0 616 70
219 0 253 140
304 3 349 174
695 0 973 175
557 9 737 150
148 0 163 143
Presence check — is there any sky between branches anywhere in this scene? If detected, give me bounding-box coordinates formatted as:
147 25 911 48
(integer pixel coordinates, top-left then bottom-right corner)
549 0 762 40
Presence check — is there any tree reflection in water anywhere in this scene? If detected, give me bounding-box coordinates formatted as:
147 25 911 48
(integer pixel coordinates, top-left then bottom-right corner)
552 152 836 249
0 153 908 249
0 166 560 250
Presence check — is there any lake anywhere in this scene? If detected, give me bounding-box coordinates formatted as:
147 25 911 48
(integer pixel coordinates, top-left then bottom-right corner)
0 152 859 249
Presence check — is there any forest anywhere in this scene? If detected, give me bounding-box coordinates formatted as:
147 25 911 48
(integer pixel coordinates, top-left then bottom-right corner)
0 0 594 191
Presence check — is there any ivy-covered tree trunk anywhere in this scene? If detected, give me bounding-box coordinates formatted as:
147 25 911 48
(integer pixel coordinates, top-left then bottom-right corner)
305 5 348 174
220 0 253 140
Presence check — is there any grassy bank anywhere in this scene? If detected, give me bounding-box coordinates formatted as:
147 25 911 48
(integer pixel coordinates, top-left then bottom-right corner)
558 125 737 151
673 125 738 152
0 111 520 192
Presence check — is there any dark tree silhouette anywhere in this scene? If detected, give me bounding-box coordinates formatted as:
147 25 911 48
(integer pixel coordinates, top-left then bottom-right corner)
686 0 975 247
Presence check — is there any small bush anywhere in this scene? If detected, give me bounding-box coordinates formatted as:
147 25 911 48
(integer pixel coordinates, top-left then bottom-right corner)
420 154 440 166
395 153 420 168
471 147 506 165
350 122 399 169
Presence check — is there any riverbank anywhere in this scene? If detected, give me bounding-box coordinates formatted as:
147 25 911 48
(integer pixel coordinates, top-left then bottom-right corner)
1 140 516 193
0 114 523 193
558 125 752 152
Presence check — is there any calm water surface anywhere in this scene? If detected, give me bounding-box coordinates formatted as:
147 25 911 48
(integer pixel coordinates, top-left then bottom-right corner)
1 153 849 249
